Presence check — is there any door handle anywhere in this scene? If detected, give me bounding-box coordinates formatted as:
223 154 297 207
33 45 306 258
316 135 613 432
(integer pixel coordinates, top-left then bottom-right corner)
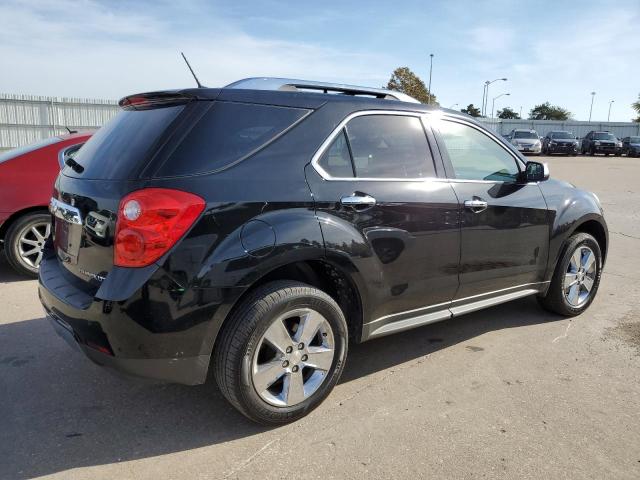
464 198 488 213
340 193 376 209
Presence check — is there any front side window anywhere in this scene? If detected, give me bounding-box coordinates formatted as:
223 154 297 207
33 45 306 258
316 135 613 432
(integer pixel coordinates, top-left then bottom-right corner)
438 120 520 182
344 115 435 178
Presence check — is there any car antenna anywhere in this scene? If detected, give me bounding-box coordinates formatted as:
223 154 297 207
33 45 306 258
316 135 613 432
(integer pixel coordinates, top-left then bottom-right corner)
180 52 204 88
65 126 78 134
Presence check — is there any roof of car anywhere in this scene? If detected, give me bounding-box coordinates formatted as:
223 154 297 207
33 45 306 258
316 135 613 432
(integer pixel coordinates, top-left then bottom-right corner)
120 77 443 112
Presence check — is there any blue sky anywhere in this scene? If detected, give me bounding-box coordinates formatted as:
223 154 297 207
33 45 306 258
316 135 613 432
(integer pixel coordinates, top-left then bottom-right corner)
1 0 638 121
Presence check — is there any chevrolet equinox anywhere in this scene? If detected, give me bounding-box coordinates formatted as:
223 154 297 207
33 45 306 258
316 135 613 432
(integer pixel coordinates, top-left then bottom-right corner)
39 78 608 424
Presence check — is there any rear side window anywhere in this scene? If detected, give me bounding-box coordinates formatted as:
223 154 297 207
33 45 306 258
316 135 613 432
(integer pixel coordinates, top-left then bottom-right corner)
317 114 435 179
346 115 435 179
66 105 184 179
155 102 309 176
317 130 354 178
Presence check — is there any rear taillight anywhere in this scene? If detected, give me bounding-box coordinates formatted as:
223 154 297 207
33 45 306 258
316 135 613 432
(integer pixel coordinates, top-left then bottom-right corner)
114 188 205 267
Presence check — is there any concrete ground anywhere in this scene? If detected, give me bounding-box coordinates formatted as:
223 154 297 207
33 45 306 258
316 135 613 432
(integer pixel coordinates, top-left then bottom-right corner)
1 155 639 480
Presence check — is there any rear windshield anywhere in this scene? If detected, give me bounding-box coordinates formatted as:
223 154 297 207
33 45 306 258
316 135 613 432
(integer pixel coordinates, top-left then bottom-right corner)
154 101 309 177
0 137 61 164
513 131 538 139
63 105 184 179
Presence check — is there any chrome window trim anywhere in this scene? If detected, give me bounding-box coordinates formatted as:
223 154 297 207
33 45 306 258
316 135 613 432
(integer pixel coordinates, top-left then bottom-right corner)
310 110 439 182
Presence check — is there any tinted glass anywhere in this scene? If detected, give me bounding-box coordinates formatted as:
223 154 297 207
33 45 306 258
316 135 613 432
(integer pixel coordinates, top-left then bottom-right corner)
513 131 538 139
345 115 435 178
550 132 573 139
157 102 309 176
66 106 184 179
318 129 354 178
438 120 520 182
0 136 61 164
629 137 640 143
593 132 615 140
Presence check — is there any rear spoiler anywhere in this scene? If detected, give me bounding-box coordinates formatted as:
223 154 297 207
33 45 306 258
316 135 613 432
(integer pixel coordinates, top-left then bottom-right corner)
118 92 194 110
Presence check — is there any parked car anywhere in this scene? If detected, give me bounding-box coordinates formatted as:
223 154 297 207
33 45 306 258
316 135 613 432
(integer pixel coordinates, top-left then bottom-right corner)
39 78 608 425
621 136 640 157
506 129 542 155
0 132 92 276
541 131 579 155
580 131 622 156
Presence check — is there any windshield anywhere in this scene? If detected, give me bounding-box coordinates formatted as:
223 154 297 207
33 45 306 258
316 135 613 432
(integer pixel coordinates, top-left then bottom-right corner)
0 136 61 164
513 131 538 139
550 132 573 139
594 132 615 140
628 137 640 143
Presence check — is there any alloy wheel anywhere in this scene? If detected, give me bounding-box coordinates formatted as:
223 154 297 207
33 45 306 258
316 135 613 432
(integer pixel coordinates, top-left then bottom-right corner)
16 220 50 270
563 245 597 307
251 307 335 407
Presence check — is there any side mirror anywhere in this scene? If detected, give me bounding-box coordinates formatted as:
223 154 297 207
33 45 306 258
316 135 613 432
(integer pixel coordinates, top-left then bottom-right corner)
523 161 549 182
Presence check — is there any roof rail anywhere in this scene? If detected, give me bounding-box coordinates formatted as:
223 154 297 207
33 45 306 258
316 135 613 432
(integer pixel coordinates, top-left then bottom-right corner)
224 77 421 104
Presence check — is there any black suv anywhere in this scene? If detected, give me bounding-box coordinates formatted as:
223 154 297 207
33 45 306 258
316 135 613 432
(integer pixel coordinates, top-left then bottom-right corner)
621 136 640 157
542 131 579 155
39 78 608 424
581 131 622 156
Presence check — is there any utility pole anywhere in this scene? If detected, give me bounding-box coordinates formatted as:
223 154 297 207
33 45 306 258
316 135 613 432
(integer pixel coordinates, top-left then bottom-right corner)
482 78 507 116
519 106 522 118
492 93 510 118
607 100 614 122
428 54 434 105
589 92 596 121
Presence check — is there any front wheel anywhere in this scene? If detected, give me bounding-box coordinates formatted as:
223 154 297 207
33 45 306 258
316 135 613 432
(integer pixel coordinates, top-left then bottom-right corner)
4 212 51 278
538 233 602 316
214 281 348 425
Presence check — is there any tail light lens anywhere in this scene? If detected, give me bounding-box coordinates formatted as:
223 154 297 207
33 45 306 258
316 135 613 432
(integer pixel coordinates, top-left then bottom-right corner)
114 188 205 267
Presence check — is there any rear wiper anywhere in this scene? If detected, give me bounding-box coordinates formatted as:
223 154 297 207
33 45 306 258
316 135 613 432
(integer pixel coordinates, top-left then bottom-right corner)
65 157 84 174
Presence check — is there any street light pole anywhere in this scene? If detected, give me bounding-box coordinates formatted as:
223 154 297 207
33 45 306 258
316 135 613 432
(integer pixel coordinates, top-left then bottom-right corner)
482 78 507 116
428 54 434 105
519 106 522 118
492 93 510 118
607 100 614 122
589 91 596 121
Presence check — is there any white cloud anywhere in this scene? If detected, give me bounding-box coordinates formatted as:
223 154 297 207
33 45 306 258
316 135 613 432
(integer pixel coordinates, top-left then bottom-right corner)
0 0 392 99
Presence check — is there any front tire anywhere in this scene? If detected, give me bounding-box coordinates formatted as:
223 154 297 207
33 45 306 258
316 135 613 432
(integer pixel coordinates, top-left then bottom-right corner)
4 212 51 278
538 233 602 316
214 281 348 425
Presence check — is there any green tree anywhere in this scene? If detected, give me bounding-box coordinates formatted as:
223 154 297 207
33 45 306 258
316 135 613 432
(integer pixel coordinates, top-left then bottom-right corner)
528 102 571 120
497 107 520 119
632 94 640 122
460 103 481 117
386 67 437 105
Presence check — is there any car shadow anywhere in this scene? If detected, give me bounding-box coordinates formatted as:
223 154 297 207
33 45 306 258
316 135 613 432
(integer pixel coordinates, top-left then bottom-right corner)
0 253 32 283
0 296 563 479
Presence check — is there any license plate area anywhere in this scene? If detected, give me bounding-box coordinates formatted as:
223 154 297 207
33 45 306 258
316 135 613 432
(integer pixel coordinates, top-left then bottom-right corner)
50 197 83 264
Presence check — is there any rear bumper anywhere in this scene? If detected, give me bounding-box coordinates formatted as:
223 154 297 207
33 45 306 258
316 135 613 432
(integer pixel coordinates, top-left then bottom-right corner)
38 251 214 385
48 312 209 384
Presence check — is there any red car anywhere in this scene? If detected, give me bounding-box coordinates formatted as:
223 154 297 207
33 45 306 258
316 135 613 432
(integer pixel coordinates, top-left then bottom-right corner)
0 132 92 277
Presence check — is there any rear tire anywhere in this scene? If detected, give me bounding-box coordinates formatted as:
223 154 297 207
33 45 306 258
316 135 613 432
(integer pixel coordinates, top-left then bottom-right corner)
4 212 51 278
538 233 602 316
213 280 348 425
